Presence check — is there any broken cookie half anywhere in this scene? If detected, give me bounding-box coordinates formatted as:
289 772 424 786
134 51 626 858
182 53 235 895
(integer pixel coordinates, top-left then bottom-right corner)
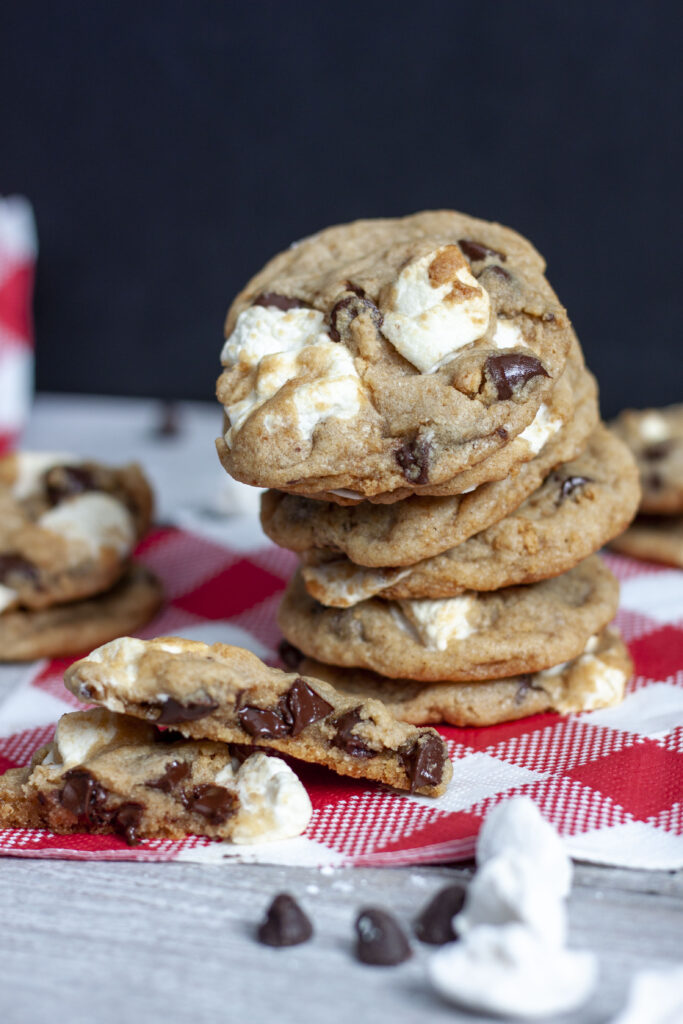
64 636 453 797
0 707 312 845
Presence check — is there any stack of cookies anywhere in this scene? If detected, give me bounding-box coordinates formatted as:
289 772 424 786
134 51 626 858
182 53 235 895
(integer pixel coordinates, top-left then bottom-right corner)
215 210 640 729
610 405 683 568
0 452 162 660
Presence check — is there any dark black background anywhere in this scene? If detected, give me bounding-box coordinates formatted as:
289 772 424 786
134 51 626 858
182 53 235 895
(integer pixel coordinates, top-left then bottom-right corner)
2 1 681 415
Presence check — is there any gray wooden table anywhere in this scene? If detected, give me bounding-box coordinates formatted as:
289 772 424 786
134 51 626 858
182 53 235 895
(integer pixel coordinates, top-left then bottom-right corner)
1 398 681 1024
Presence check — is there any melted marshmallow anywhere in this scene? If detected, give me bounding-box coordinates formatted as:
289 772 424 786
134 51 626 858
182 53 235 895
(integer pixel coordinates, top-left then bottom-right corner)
38 492 136 557
397 594 476 650
215 753 312 843
517 403 563 455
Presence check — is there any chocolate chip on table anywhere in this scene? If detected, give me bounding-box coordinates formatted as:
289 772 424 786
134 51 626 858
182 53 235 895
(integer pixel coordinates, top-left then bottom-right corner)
186 784 237 825
155 697 219 725
257 893 313 947
332 708 376 758
0 553 38 586
458 239 506 263
44 465 98 505
414 883 467 944
252 293 308 311
395 437 430 485
146 759 191 793
557 475 592 502
278 639 303 671
485 353 550 400
399 734 445 792
329 293 383 342
238 678 333 739
355 908 412 965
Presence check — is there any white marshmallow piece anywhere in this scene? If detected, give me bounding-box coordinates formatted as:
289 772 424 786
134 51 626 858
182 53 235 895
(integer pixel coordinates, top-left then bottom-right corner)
54 708 152 766
0 583 17 613
476 796 572 898
517 402 562 455
215 753 312 843
492 320 528 349
382 246 490 372
397 594 476 651
38 492 136 557
302 561 412 608
429 923 597 1020
611 965 683 1024
220 305 328 367
638 411 671 443
12 452 81 501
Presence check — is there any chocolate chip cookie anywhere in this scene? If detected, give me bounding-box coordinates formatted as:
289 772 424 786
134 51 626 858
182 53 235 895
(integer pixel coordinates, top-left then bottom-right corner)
0 564 163 661
610 405 683 515
301 427 640 604
611 515 683 568
0 452 153 614
64 637 452 796
277 557 619 682
299 628 631 726
216 211 575 500
0 708 312 844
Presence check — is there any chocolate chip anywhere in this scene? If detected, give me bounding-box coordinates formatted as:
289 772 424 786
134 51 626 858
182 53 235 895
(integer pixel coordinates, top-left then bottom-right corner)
329 293 383 343
59 769 108 825
646 471 663 490
257 893 313 947
111 802 144 845
485 354 550 400
557 475 592 501
44 465 98 505
355 908 412 965
0 553 38 586
542 311 557 323
187 784 237 825
643 441 672 461
252 293 308 311
514 674 544 704
414 884 467 944
477 263 512 283
458 239 506 263
147 759 191 793
155 697 219 725
395 437 430 485
332 708 376 759
238 679 332 739
154 728 186 744
278 639 303 671
399 734 445 792
496 426 508 440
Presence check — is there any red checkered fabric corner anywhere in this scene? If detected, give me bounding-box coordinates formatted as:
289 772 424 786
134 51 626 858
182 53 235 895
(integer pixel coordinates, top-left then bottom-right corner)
0 526 682 869
0 196 37 454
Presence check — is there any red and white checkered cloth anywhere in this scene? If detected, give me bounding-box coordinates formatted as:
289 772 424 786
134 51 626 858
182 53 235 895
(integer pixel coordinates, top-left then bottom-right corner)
0 196 37 454
0 523 682 869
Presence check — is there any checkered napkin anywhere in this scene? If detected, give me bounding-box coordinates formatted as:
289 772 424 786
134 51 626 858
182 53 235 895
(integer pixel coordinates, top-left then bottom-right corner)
0 196 37 454
0 522 682 869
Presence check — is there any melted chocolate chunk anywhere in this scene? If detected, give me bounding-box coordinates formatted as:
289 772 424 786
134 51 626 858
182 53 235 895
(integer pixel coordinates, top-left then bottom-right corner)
155 697 219 725
477 263 512 283
485 354 550 400
238 679 332 739
60 769 108 825
414 884 467 944
44 465 99 505
257 893 313 947
497 426 508 440
557 475 592 501
395 437 430 485
252 293 308 311
187 784 237 825
278 639 303 671
514 674 545 704
154 728 186 744
458 239 506 263
329 293 383 343
112 802 144 845
643 441 673 461
147 759 191 793
355 908 412 965
332 708 376 759
399 735 445 792
0 553 38 586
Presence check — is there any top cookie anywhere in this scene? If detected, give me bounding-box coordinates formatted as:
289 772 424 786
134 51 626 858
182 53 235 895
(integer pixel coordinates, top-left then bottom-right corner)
610 405 683 514
0 452 153 613
216 211 573 500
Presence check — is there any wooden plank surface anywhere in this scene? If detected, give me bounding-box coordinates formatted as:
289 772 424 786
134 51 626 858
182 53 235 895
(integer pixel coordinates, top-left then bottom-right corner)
0 859 681 1024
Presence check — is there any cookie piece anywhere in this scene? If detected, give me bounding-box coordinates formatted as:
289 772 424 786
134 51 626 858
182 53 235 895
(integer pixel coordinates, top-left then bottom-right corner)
261 362 598 567
301 427 640 605
278 557 619 683
216 210 575 499
299 628 630 727
0 564 163 661
610 405 683 515
64 637 452 796
0 452 153 613
610 515 683 568
0 708 312 844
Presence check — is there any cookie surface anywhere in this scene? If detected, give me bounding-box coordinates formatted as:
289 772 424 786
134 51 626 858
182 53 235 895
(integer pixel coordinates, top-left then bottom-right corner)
299 628 631 727
261 361 598 567
302 427 640 604
216 211 574 499
610 405 683 514
0 452 153 613
277 557 620 682
610 515 683 567
64 636 452 796
0 564 163 661
0 708 312 844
